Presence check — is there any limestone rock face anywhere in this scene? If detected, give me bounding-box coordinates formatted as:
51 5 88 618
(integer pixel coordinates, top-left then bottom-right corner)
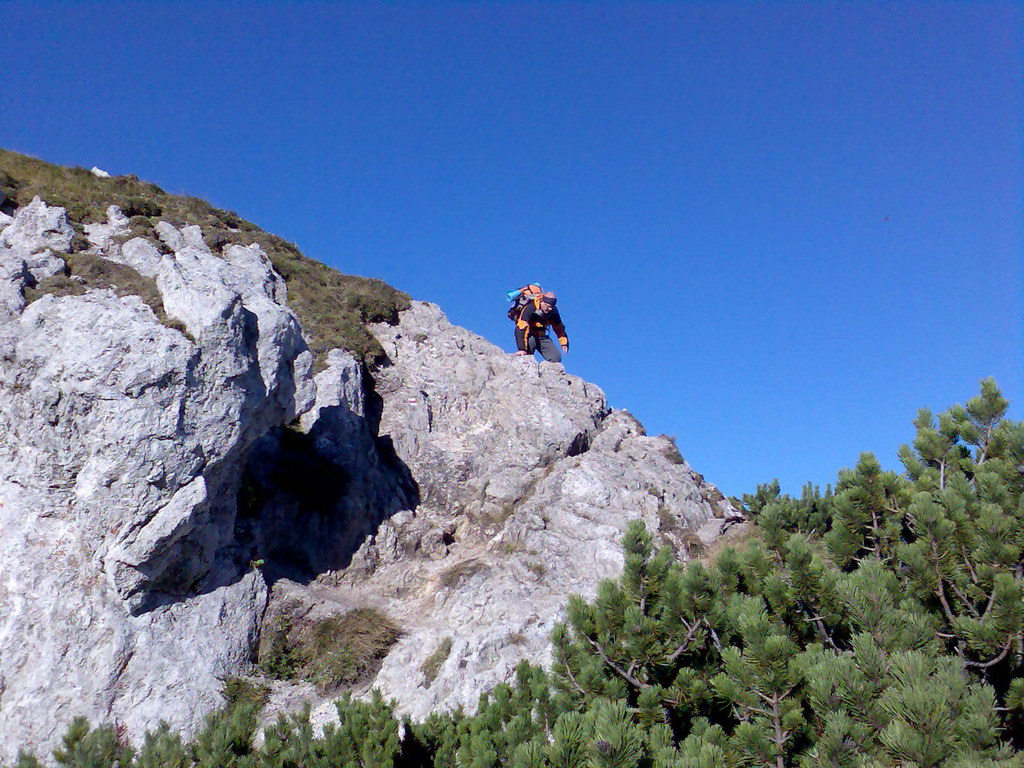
0 251 31 320
0 202 313 760
370 301 609 524
271 302 734 723
0 196 72 281
83 205 130 252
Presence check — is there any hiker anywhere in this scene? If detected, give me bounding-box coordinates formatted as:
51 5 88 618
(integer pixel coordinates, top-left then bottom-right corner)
513 290 569 363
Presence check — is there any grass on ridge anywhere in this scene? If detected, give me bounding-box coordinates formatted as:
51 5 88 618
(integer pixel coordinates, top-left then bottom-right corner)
24 253 188 335
1 148 409 366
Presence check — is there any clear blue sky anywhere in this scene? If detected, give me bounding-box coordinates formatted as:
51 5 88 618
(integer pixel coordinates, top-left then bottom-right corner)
4 2 1020 497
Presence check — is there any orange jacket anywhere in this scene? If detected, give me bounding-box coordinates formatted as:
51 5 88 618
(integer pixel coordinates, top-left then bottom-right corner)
516 300 568 351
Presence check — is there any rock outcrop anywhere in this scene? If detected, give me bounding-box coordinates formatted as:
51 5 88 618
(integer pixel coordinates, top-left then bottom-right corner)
0 190 734 760
262 302 734 723
0 198 313 758
0 196 71 284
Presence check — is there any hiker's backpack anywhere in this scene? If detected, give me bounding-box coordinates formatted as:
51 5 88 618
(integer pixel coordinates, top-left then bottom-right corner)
505 283 543 321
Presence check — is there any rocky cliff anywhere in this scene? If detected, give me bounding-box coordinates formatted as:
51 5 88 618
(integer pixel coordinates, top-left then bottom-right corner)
0 154 736 760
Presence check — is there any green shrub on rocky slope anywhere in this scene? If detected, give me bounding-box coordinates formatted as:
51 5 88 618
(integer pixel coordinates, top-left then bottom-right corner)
12 379 1024 767
0 148 409 366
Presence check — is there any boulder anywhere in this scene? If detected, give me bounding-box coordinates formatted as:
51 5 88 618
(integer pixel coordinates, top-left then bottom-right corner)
84 205 130 252
0 196 73 256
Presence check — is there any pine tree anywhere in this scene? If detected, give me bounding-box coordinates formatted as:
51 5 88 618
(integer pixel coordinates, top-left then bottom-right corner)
52 717 134 768
321 691 400 768
896 381 1024 678
586 699 644 768
544 712 590 768
551 520 721 721
877 653 1006 766
899 407 969 492
668 719 731 768
403 710 464 768
711 598 805 768
509 738 549 768
260 705 331 768
834 558 938 654
741 481 834 542
136 722 189 768
825 454 907 568
11 752 44 768
190 704 259 768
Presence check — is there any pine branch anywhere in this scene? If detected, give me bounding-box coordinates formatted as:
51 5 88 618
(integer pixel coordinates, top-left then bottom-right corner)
799 605 839 650
739 702 773 718
936 578 958 626
950 581 981 619
960 548 981 588
979 583 999 620
755 686 795 708
587 637 650 690
932 538 961 626
963 638 1013 670
560 656 588 697
707 624 723 653
870 507 882 554
665 620 701 663
978 422 994 464
771 696 787 768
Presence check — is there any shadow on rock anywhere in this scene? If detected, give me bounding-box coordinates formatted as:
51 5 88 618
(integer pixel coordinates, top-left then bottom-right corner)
234 401 419 586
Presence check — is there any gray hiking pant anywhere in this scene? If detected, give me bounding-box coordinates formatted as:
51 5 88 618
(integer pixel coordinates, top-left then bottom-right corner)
521 333 562 363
